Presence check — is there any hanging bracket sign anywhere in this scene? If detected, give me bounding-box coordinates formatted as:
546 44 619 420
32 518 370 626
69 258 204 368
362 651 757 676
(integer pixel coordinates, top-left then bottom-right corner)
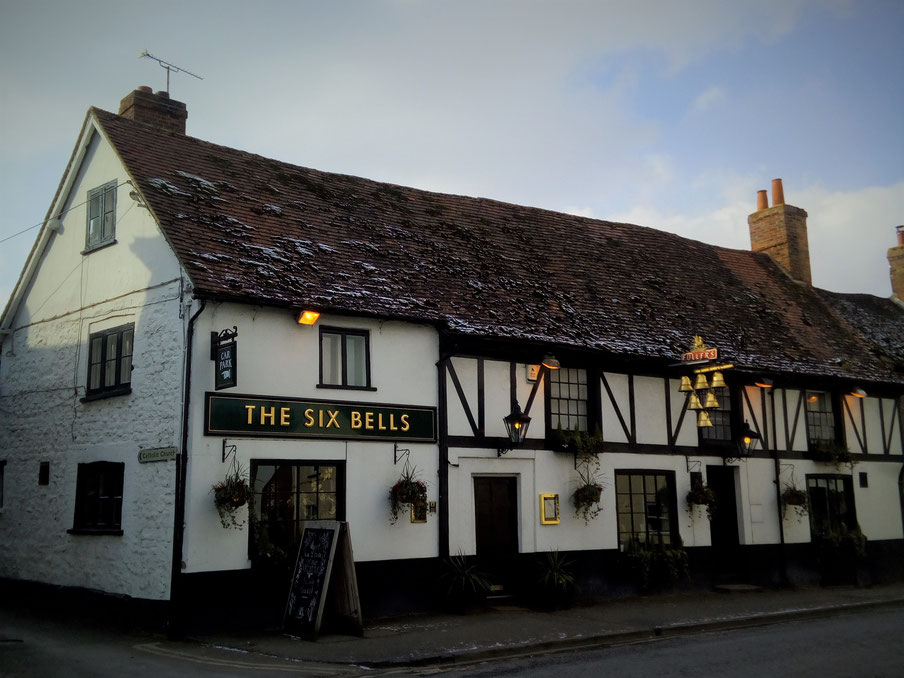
211 326 238 390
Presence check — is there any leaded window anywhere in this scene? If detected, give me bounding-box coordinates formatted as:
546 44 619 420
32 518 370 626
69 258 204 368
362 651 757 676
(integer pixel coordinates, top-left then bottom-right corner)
615 470 676 550
549 367 588 432
806 391 836 447
807 475 856 536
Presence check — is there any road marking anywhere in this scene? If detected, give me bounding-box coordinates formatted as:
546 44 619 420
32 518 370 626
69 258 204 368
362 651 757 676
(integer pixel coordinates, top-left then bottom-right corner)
134 642 347 674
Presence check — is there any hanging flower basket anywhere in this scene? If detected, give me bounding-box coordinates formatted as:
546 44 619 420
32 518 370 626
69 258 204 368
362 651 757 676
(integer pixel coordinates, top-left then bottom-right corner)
686 477 716 521
781 485 809 520
572 457 606 523
211 461 251 529
389 463 427 524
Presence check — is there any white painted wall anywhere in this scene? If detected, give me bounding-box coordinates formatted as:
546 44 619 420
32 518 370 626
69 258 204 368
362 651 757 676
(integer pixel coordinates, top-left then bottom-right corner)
0 121 188 601
182 305 441 572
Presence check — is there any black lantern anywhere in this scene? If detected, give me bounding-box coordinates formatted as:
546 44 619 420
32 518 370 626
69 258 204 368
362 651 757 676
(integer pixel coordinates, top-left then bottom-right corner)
738 421 761 454
503 402 531 445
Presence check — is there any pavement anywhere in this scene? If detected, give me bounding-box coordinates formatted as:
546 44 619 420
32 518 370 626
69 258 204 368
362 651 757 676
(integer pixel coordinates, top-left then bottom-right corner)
184 583 904 670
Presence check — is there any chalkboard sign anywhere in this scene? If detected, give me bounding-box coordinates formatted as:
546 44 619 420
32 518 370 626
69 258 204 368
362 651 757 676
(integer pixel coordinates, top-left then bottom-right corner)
285 521 362 638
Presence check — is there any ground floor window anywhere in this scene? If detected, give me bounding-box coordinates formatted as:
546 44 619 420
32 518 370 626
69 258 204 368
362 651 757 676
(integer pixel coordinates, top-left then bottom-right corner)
251 462 344 566
807 474 856 536
69 461 124 534
615 470 677 550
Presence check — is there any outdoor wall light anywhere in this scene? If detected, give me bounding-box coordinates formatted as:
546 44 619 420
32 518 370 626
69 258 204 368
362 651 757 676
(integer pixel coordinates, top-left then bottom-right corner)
297 310 320 325
499 402 532 456
754 378 774 388
503 402 531 444
541 354 561 370
850 387 867 398
739 421 761 453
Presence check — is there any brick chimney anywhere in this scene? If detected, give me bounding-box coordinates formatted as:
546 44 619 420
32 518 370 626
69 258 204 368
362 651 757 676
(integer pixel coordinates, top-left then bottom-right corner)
748 178 812 285
118 86 187 134
889 226 904 300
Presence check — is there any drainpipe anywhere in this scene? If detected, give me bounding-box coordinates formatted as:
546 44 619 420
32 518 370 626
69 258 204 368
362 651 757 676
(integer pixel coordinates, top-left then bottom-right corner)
437 353 450 559
769 387 789 585
168 299 206 638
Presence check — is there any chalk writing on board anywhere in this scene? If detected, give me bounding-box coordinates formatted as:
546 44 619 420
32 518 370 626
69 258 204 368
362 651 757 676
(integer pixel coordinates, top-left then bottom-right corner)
286 526 335 626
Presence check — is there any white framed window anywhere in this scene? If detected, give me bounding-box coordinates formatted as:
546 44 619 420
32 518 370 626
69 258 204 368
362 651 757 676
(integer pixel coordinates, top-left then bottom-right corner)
549 367 588 432
85 181 117 250
805 391 836 447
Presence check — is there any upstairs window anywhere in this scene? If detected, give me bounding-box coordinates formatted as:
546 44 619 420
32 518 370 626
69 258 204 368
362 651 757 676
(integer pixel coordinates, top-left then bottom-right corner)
319 327 371 389
805 391 836 447
85 181 117 250
86 324 134 399
549 367 588 432
70 461 124 534
699 388 733 445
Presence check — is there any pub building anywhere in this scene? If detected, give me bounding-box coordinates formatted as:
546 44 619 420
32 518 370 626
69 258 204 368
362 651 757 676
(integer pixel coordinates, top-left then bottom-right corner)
1 88 902 629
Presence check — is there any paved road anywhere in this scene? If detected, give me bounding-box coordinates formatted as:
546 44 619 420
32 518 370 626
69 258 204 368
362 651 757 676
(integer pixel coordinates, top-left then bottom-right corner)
433 606 904 677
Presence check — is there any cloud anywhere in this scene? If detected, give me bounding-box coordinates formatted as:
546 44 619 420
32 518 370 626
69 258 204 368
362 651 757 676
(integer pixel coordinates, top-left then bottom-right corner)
691 86 727 115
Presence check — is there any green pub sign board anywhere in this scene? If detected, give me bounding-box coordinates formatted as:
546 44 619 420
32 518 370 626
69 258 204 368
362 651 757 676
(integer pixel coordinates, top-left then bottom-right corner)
205 393 437 442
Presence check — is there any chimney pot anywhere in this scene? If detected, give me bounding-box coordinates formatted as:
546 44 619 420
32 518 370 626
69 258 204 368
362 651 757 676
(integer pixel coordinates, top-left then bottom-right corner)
897 225 904 247
890 226 904 299
756 190 768 211
772 178 784 206
138 85 153 93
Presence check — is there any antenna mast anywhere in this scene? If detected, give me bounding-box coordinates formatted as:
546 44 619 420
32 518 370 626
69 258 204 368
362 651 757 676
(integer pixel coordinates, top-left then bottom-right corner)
139 50 203 93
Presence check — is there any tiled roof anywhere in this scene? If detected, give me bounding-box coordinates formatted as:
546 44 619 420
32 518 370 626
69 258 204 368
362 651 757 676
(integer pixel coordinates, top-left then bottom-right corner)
94 109 904 385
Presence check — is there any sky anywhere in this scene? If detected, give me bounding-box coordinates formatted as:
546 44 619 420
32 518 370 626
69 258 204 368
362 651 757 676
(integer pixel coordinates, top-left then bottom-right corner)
1 0 902 311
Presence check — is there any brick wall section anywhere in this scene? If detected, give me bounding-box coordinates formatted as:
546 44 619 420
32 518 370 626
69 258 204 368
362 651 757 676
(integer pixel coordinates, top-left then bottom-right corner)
747 204 812 285
889 242 904 300
118 89 187 135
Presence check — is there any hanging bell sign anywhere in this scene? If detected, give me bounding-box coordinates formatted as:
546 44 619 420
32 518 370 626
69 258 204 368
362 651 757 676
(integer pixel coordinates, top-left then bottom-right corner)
703 391 720 409
688 393 703 410
679 376 693 392
693 373 709 391
710 371 726 389
697 410 713 427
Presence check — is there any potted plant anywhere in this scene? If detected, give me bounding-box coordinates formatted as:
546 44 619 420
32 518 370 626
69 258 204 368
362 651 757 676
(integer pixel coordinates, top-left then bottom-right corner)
621 540 690 592
535 550 576 610
389 462 428 524
686 474 716 521
211 460 251 529
552 423 605 456
781 483 809 520
440 552 491 612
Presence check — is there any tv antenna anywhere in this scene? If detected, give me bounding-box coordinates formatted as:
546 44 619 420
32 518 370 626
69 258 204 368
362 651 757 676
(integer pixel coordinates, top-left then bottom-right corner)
139 50 203 93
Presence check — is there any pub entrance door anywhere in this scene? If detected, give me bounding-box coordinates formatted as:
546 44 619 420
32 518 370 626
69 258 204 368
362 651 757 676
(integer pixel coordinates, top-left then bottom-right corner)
706 465 742 580
474 476 519 591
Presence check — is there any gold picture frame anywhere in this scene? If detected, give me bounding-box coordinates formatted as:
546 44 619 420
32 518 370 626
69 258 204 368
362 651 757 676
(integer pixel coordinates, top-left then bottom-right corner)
540 493 560 524
411 502 427 523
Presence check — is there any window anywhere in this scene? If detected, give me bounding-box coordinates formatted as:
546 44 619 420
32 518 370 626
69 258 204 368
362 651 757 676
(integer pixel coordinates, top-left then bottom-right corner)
615 470 677 550
699 388 733 444
805 391 836 447
86 324 134 398
319 327 371 389
70 462 124 534
251 463 344 563
549 367 588 432
807 475 856 536
85 181 117 250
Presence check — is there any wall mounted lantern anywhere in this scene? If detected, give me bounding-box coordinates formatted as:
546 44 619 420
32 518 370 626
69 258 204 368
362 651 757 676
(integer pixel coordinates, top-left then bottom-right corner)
499 402 531 456
738 421 761 454
850 386 867 398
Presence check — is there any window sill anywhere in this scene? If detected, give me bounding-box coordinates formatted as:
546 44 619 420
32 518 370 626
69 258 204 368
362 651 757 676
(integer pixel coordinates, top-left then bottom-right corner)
81 386 132 403
316 384 377 392
67 527 123 536
81 239 118 255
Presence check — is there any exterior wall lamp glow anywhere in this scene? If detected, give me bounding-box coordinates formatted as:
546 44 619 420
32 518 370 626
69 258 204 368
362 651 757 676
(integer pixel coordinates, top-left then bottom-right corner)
499 402 531 456
297 310 320 325
738 421 761 454
541 354 561 370
850 386 867 398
